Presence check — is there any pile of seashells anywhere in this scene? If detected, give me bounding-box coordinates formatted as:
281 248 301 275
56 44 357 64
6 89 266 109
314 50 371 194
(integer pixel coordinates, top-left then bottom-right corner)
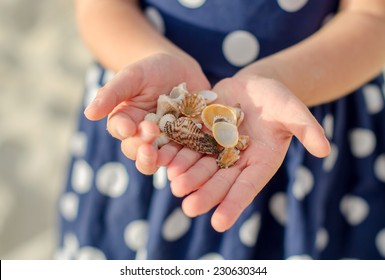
144 83 249 168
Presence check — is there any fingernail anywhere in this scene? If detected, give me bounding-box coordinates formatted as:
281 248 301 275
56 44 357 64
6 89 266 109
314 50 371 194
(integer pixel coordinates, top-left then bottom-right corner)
117 125 129 139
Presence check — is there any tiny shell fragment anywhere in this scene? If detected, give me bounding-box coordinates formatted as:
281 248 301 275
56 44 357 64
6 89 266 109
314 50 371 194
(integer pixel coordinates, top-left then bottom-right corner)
216 147 241 168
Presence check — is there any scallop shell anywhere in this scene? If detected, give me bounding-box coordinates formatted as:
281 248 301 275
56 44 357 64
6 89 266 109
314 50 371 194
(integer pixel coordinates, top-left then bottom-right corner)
179 93 206 118
236 135 249 151
156 94 180 117
216 147 240 168
212 121 239 148
198 90 218 104
163 117 220 155
158 113 177 132
144 112 160 124
201 104 237 131
169 82 188 103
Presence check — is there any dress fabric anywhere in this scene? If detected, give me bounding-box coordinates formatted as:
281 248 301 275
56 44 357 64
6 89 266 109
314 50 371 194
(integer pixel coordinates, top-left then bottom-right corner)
56 0 385 260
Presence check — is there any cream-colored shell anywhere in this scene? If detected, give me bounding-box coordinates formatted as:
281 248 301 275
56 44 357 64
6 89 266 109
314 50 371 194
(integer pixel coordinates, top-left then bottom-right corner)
212 121 239 148
153 133 170 148
144 112 160 124
169 82 188 103
158 113 177 132
179 93 206 118
198 90 218 104
201 104 237 131
236 135 249 151
156 94 180 117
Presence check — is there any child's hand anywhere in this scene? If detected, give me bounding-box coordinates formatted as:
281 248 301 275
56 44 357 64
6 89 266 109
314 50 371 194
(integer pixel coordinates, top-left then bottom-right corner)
84 53 210 174
165 75 331 232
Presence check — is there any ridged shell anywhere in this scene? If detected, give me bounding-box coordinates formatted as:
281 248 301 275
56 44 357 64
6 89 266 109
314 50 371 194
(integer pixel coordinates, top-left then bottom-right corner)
212 121 239 148
144 112 160 124
179 93 206 118
236 135 250 151
201 104 237 130
164 117 220 155
198 90 218 104
169 82 188 103
158 113 177 132
216 147 240 168
156 94 180 117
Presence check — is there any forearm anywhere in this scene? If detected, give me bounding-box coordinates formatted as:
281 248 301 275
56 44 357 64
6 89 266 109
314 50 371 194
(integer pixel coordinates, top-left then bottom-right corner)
75 0 189 72
237 5 385 106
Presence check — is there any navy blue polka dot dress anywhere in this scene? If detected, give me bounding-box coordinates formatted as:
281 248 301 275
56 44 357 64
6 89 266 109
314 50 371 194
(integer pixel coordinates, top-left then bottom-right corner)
56 0 385 259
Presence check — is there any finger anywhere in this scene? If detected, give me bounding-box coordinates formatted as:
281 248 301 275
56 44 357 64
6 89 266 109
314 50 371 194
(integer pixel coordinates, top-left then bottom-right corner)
120 121 160 160
135 143 159 175
107 110 137 140
181 166 240 217
156 142 182 166
283 103 330 158
167 148 203 181
84 65 144 121
211 165 269 232
170 156 218 197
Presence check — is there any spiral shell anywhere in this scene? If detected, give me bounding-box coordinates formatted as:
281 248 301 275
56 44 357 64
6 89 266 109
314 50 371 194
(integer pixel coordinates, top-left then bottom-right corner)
216 147 240 168
201 104 237 131
164 117 220 155
179 93 206 118
212 121 239 148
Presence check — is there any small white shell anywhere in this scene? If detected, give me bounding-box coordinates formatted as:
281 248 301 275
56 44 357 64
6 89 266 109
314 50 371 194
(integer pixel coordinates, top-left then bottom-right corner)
198 90 218 104
158 113 177 132
212 121 239 148
169 82 188 103
153 133 170 148
144 112 160 124
232 103 244 127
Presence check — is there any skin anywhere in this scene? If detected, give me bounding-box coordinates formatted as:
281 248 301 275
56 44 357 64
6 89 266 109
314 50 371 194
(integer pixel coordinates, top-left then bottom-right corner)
78 0 385 232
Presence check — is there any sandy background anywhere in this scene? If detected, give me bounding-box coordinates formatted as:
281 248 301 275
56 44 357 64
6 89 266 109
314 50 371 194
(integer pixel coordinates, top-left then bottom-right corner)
0 0 92 258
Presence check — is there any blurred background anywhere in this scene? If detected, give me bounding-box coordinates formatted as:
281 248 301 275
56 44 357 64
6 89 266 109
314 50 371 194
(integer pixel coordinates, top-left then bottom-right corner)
0 0 91 258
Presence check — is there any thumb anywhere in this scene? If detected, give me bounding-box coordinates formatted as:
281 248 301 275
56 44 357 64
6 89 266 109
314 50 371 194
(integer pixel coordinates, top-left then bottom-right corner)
84 64 145 121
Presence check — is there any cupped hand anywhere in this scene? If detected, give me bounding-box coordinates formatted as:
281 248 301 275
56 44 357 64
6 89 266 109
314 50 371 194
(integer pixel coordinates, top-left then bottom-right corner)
83 53 210 174
166 75 331 232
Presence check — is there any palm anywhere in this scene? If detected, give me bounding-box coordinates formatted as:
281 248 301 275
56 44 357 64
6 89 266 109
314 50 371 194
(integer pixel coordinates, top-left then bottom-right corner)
167 76 330 232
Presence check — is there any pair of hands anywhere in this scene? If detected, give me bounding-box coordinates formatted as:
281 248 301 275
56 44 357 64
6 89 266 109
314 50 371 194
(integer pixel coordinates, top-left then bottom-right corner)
84 53 330 232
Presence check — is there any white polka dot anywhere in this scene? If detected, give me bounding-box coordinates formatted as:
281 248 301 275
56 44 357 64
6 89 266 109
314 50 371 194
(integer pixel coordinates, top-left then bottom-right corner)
375 228 385 258
374 154 385 183
178 0 206 9
162 208 191 241
124 220 149 251
76 246 106 260
269 192 287 225
349 128 376 158
135 248 148 260
153 166 168 190
239 212 261 247
71 131 87 158
199 253 225 260
71 159 93 194
55 232 79 260
223 30 259 67
96 162 129 197
292 166 314 200
145 7 166 34
59 192 79 221
363 84 384 114
315 228 329 252
322 113 334 140
287 254 312 260
323 143 338 172
277 0 308 12
340 194 369 226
